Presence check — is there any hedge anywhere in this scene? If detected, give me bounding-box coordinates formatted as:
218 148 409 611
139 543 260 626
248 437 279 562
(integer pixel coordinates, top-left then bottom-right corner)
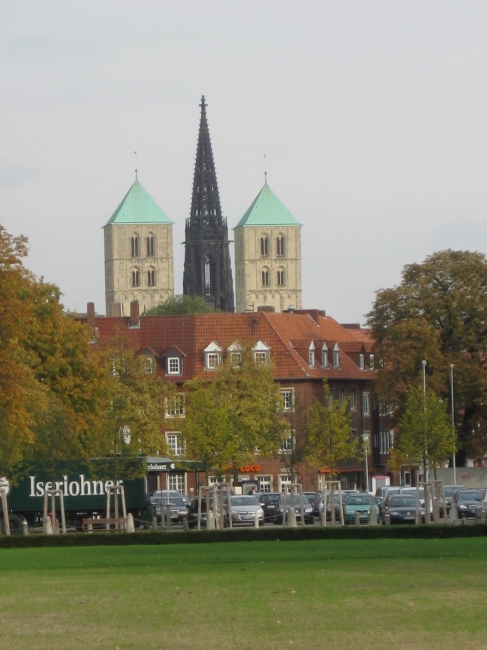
0 523 486 549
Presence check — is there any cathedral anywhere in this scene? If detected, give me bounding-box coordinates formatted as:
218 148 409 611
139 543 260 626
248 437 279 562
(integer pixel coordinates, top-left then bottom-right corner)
104 97 302 316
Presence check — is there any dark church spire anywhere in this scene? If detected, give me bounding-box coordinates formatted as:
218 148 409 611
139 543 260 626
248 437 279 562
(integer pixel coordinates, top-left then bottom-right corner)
183 96 235 312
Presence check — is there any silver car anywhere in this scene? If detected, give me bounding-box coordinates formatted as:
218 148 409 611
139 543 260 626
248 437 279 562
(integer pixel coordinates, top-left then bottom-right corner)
226 495 264 526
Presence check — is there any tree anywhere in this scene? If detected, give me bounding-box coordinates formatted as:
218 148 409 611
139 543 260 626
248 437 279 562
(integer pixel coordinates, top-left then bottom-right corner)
367 250 487 461
397 386 456 479
91 329 173 479
145 294 215 315
275 389 308 484
304 380 356 479
182 352 285 482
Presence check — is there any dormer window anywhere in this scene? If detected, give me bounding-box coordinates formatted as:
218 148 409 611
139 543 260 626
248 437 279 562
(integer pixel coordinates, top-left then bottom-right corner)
369 354 375 370
359 353 365 370
309 341 316 368
333 343 340 368
227 341 244 367
252 340 270 365
322 343 328 368
167 357 181 375
204 342 222 370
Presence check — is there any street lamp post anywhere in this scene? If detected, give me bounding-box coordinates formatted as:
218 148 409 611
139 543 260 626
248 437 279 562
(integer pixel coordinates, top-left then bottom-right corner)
361 433 369 493
450 364 457 485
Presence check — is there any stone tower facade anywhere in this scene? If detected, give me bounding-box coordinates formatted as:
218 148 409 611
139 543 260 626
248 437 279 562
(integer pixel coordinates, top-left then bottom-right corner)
183 96 234 312
104 177 174 317
234 181 302 313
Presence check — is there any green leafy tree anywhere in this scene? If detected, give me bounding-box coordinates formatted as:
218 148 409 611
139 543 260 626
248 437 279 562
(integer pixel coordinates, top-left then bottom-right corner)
366 250 487 461
93 329 173 479
275 389 307 484
305 380 356 480
398 386 456 480
145 294 215 315
182 351 285 482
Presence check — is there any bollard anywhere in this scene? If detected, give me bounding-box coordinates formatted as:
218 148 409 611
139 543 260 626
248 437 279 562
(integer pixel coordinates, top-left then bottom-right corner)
288 507 297 528
152 516 158 530
449 502 460 525
54 518 60 535
254 513 260 528
126 513 135 533
369 505 378 526
384 513 391 526
207 510 215 530
183 517 189 532
87 523 93 534
45 517 53 535
480 508 487 525
354 511 361 527
22 520 29 536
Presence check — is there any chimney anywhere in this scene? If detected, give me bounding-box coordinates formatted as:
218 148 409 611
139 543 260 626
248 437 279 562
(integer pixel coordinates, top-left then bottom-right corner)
288 305 295 314
87 302 95 329
130 300 139 327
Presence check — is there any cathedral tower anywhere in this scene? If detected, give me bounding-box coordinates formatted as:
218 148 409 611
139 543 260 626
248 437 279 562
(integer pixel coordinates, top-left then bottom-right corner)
234 179 302 313
183 96 234 312
104 176 174 317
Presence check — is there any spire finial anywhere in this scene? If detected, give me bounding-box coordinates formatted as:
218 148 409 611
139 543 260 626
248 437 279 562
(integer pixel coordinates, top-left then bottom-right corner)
134 151 138 180
200 95 207 113
264 153 267 184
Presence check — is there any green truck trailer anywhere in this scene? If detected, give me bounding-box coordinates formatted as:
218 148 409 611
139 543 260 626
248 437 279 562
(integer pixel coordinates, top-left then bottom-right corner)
1 457 177 533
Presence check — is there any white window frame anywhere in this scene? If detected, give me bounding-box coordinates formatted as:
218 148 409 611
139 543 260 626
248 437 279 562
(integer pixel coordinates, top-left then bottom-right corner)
252 340 270 365
363 392 370 416
278 474 292 492
308 341 316 368
165 394 186 418
142 356 153 374
204 341 222 371
359 353 365 370
167 357 181 375
350 389 356 411
322 343 328 368
166 432 185 457
280 388 294 412
279 431 294 455
369 354 375 370
333 343 340 368
257 475 272 493
168 473 186 493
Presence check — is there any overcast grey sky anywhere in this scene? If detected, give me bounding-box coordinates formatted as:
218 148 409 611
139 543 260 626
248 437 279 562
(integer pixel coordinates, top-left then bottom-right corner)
1 1 486 322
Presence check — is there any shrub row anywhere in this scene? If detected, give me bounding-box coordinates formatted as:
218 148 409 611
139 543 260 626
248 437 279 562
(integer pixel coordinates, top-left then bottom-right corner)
0 522 486 549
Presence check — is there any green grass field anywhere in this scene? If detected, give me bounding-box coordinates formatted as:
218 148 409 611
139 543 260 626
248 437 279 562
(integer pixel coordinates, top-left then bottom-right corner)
0 538 486 650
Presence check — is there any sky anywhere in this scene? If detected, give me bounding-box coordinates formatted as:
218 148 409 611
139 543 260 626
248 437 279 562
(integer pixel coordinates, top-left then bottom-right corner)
1 1 486 323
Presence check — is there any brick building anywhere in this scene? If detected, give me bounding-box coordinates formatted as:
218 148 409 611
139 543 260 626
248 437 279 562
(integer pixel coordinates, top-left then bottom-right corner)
84 303 386 495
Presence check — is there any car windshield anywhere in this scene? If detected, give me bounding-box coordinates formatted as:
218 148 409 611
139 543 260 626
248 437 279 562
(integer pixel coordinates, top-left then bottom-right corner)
262 495 280 503
347 496 375 506
390 497 417 507
458 491 483 501
402 488 424 497
160 497 185 506
444 486 463 497
231 496 259 507
280 494 309 504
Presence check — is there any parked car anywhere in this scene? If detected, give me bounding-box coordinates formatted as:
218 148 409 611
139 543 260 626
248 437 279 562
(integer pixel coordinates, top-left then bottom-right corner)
376 486 402 520
225 495 264 526
154 496 189 523
319 491 348 521
150 490 181 506
400 487 446 518
303 492 320 517
452 489 487 519
180 494 192 508
274 493 314 525
343 494 377 525
187 498 215 529
258 493 282 523
443 485 465 510
382 494 424 524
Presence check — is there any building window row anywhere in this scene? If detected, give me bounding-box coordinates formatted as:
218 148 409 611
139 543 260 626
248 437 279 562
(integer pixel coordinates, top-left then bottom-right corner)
260 235 286 258
131 268 157 288
261 267 286 288
130 235 156 258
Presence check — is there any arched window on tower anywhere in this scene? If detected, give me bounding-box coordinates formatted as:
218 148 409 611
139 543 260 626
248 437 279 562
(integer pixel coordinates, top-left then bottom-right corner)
131 268 140 287
260 236 269 257
147 268 156 287
261 268 270 287
146 235 155 257
276 235 285 257
131 235 139 257
204 256 211 297
277 269 286 286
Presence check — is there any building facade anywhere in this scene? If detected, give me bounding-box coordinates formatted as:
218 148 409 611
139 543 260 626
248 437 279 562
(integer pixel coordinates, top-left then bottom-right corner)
234 181 302 313
183 96 234 312
104 177 174 317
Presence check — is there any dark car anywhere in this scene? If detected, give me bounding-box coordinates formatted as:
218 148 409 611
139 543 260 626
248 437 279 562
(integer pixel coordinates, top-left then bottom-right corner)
155 496 189 524
383 494 424 524
258 492 282 523
443 485 465 511
274 493 314 525
303 492 320 517
452 489 487 519
319 491 348 521
187 498 219 528
343 494 377 525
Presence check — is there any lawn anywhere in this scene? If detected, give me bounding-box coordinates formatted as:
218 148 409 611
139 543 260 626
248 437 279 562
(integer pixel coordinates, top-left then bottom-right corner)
0 537 485 650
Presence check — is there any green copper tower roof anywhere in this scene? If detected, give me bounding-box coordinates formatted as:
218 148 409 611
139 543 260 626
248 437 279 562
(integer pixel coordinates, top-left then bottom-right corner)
105 178 172 226
235 182 301 228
